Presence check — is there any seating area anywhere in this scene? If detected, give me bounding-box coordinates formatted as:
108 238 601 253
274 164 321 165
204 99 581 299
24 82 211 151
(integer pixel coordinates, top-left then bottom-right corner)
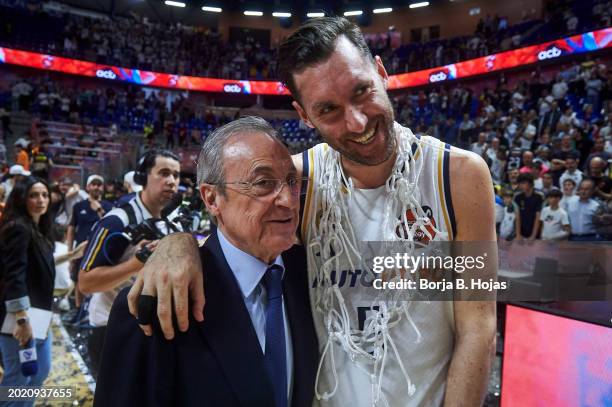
0 0 609 79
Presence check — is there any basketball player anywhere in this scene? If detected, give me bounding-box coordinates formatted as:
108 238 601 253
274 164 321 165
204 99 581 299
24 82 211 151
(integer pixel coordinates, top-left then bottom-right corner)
130 17 497 406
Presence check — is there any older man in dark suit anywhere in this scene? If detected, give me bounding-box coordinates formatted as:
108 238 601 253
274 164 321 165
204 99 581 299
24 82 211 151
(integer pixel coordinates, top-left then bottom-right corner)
94 117 318 407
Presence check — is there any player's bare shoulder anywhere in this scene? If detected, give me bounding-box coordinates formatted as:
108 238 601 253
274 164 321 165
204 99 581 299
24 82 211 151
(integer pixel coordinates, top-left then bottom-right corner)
447 145 491 185
446 145 496 241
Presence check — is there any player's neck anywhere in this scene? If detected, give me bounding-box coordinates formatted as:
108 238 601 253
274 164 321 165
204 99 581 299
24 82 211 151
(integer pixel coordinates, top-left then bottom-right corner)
341 149 397 189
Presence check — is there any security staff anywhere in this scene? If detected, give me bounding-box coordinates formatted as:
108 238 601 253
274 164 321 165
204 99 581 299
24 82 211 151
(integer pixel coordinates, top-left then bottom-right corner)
78 149 181 377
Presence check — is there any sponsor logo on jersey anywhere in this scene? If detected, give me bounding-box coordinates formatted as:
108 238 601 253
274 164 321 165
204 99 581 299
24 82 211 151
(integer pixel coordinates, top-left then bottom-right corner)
395 205 437 242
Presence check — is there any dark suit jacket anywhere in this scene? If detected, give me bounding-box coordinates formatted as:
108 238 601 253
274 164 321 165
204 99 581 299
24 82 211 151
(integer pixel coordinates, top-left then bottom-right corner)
94 231 319 407
0 219 56 326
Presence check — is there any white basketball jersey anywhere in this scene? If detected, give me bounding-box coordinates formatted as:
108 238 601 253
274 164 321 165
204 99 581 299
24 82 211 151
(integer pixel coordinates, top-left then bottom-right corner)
300 123 457 407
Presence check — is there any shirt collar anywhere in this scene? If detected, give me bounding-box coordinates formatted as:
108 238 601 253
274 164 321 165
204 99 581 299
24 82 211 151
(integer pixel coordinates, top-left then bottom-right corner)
217 228 284 299
135 191 153 219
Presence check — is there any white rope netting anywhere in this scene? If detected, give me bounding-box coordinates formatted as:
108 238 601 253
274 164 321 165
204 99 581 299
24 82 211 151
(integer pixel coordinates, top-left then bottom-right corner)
307 126 448 406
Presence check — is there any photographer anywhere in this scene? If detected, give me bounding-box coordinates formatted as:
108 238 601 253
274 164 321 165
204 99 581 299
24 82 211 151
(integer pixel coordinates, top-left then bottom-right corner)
78 149 181 377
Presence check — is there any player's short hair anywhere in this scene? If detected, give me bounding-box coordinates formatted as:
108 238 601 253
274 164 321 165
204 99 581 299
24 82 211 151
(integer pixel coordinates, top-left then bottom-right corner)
278 16 374 101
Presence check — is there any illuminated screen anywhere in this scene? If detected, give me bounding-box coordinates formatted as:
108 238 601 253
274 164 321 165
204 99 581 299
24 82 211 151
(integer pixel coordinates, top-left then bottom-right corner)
502 305 612 407
0 28 610 95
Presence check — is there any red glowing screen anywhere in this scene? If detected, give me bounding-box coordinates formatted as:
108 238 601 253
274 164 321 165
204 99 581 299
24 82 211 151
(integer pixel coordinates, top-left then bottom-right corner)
0 28 610 95
501 305 612 407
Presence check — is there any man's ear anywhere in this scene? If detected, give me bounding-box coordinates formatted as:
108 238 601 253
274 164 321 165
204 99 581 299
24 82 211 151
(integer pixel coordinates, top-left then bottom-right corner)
200 184 220 217
374 55 389 90
292 101 315 129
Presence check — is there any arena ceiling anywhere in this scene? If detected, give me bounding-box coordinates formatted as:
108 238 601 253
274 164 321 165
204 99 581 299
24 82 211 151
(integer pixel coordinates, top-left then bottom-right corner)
55 0 447 25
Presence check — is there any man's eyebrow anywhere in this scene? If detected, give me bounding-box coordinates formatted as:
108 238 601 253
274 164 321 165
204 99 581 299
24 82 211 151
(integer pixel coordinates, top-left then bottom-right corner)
311 101 335 112
352 80 373 94
250 163 296 176
158 166 180 173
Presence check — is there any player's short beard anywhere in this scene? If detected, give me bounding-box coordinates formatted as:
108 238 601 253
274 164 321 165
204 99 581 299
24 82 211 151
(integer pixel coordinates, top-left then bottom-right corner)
320 96 397 167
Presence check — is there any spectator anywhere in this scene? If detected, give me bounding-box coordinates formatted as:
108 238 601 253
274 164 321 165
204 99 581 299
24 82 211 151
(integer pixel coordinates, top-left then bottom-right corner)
514 173 544 241
470 132 488 156
54 177 88 227
30 144 53 180
585 71 603 109
52 225 87 312
520 151 535 173
2 165 31 203
505 168 520 193
458 113 475 145
102 180 120 203
13 139 30 171
115 171 142 207
537 171 555 196
585 137 611 166
588 156 612 201
552 76 569 101
560 178 577 208
66 175 112 307
559 152 583 193
499 188 518 241
0 177 55 399
564 178 602 241
539 188 571 241
67 175 111 253
540 100 562 132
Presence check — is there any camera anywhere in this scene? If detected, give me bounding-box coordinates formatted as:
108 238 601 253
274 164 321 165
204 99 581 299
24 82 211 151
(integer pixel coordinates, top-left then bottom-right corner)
124 219 167 244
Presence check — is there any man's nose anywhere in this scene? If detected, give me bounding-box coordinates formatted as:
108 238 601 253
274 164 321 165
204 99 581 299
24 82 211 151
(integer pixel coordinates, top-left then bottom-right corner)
345 105 368 135
274 181 297 209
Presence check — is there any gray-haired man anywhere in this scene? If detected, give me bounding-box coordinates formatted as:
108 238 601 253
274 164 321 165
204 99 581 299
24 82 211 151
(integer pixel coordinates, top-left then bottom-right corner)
96 117 318 407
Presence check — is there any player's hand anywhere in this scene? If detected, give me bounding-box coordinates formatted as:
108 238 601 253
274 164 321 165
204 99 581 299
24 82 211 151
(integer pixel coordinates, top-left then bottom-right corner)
127 233 204 339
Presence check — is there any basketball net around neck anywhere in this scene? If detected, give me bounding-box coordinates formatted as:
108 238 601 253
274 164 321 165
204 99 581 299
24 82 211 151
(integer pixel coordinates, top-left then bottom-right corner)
307 123 447 406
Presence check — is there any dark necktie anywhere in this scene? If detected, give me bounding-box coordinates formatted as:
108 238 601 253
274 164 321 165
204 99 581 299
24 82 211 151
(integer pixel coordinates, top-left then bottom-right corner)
263 264 288 407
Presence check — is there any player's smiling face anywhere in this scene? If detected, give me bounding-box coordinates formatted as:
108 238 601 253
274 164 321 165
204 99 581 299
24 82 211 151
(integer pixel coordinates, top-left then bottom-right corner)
292 36 396 167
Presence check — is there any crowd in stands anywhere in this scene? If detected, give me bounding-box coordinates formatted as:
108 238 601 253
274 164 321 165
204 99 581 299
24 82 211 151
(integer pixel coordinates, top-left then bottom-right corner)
390 58 611 241
0 73 321 155
1 53 611 244
0 0 610 79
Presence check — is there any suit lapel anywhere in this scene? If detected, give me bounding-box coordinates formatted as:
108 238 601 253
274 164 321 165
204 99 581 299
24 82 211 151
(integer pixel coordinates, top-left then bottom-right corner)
197 232 276 407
